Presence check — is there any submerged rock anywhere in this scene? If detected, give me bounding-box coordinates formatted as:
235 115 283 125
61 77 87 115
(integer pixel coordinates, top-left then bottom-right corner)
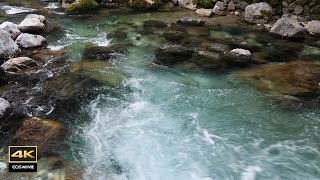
177 17 205 26
0 30 19 60
71 60 124 87
0 98 11 121
14 117 67 156
305 20 320 37
269 17 305 40
163 30 187 42
82 46 117 60
143 20 167 28
190 51 224 70
234 61 320 99
154 44 195 65
15 33 47 49
0 22 21 40
244 2 272 24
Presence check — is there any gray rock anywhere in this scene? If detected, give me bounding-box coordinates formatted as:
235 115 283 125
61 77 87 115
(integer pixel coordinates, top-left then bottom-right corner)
15 33 47 48
236 1 249 10
0 98 11 120
1 57 41 73
288 2 296 12
294 5 303 15
0 22 21 39
0 30 19 60
177 17 205 26
228 0 236 11
154 44 195 66
282 1 288 7
303 5 310 14
25 14 46 23
270 17 306 39
18 18 45 34
244 2 272 24
196 8 213 17
213 1 224 14
229 48 252 63
191 51 224 70
305 20 320 36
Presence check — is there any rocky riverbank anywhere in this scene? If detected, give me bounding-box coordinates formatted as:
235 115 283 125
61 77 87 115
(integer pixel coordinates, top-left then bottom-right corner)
0 0 320 179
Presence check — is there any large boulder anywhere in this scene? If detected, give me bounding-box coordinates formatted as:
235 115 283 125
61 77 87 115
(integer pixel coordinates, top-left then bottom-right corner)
244 2 272 24
305 20 320 37
0 98 11 121
0 30 19 60
15 33 47 49
234 61 320 99
18 16 45 34
14 117 67 156
269 17 306 40
154 44 195 66
1 57 41 74
25 14 46 23
0 22 21 39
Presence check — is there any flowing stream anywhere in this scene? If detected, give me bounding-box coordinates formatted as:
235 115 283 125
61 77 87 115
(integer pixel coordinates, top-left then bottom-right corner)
0 2 320 179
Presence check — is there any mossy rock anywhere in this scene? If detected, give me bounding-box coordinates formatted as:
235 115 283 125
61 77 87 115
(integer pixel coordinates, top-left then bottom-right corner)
66 0 98 13
128 0 162 10
71 60 124 87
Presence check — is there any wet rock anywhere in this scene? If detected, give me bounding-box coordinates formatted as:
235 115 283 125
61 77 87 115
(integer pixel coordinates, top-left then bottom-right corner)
0 22 21 40
128 0 162 10
143 20 167 28
14 117 67 156
225 48 252 66
1 57 41 74
269 17 305 40
200 42 231 53
71 60 124 87
0 98 11 121
305 20 320 37
0 30 19 60
236 1 249 10
177 17 205 26
31 49 66 66
163 30 187 42
234 61 320 99
82 45 117 60
18 17 45 34
196 8 213 17
294 5 303 15
15 33 47 49
244 2 272 24
191 51 225 70
154 44 195 66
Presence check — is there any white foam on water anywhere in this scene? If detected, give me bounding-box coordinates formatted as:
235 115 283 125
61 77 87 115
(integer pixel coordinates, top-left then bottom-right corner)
44 2 59 9
1 5 34 14
48 45 66 50
240 166 262 180
87 33 111 46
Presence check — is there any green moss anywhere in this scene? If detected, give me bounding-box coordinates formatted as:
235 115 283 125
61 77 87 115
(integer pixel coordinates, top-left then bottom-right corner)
128 0 162 10
66 0 98 13
192 0 213 8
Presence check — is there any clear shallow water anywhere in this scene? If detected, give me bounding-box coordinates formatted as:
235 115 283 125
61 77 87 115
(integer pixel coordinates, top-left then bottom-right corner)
1 3 320 179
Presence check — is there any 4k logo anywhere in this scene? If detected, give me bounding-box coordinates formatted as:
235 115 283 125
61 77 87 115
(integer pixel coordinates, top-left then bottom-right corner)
9 146 37 163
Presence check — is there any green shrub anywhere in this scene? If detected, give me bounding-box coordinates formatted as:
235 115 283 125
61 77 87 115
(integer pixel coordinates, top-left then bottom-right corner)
66 0 98 12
